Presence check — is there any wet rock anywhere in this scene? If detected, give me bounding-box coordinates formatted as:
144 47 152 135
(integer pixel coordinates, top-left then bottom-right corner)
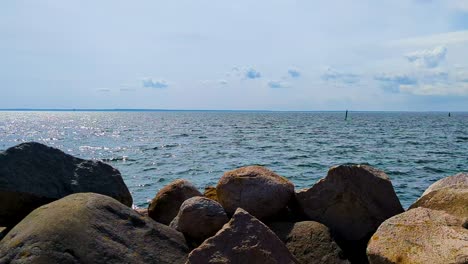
367 207 468 264
0 193 189 264
203 186 218 202
269 221 349 264
295 165 404 263
216 166 295 219
148 179 202 225
187 208 299 264
421 172 468 196
0 142 132 227
170 196 228 244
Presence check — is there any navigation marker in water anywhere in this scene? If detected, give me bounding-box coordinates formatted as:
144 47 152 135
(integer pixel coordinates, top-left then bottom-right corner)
345 110 348 121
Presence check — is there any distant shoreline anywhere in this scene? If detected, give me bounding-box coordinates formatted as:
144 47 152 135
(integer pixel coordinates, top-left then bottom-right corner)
0 109 466 113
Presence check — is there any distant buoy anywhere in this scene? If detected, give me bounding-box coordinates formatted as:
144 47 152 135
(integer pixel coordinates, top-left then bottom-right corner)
448 112 451 117
345 110 348 121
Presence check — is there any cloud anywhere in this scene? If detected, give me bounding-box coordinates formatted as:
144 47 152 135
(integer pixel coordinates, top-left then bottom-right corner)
244 68 261 79
142 78 169 89
287 68 301 78
388 30 468 47
97 88 111 92
321 67 360 84
120 88 136 92
405 46 447 68
200 79 228 86
267 80 289 89
375 69 468 96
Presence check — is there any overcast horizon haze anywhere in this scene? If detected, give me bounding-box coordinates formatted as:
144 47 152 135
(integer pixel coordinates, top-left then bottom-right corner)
1 0 468 111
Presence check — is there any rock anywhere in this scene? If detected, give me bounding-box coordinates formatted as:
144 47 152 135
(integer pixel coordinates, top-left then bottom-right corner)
0 142 132 227
0 227 7 241
134 208 149 217
187 208 299 264
203 186 218 202
148 179 202 225
170 196 228 243
410 187 468 220
367 207 468 264
268 221 349 264
295 165 403 263
0 193 189 264
421 172 468 196
216 166 295 219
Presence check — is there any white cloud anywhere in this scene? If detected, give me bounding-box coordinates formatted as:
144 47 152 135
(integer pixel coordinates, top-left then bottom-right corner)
267 80 289 88
97 88 111 92
400 83 468 96
321 67 360 84
405 46 447 68
389 31 468 48
287 68 301 78
244 68 261 79
142 78 169 89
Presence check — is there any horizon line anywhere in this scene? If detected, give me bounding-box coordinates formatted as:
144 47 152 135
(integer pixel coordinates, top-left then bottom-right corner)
0 108 465 113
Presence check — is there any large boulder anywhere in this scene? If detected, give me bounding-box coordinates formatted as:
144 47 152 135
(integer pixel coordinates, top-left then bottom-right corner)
148 179 202 225
216 166 295 219
367 207 468 264
421 172 468 196
410 188 468 220
0 193 189 264
295 165 404 262
268 221 349 264
170 196 228 243
410 172 468 220
0 142 132 227
187 208 299 264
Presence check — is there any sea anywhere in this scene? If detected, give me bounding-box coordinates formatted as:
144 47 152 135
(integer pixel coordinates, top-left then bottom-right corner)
0 111 467 209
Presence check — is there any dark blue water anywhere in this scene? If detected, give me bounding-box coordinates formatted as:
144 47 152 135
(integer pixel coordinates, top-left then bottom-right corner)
0 111 467 209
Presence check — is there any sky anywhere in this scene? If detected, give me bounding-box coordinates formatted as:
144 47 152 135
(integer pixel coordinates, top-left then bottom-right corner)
1 0 468 111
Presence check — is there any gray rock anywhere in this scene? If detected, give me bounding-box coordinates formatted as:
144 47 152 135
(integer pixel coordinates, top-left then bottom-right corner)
216 166 295 219
0 193 189 264
0 142 132 227
170 196 228 243
187 208 299 264
410 187 468 220
367 207 468 264
269 221 349 264
148 179 202 225
422 172 468 196
296 165 403 263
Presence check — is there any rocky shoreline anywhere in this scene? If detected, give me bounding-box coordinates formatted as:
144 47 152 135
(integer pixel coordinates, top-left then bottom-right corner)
0 142 467 263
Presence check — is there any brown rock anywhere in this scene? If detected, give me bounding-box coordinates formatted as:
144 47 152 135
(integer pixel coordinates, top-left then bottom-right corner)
170 196 228 243
0 193 189 264
203 186 218 202
367 207 468 264
187 208 299 264
148 179 202 225
295 165 403 263
0 142 133 227
134 207 149 217
269 221 349 264
216 166 295 219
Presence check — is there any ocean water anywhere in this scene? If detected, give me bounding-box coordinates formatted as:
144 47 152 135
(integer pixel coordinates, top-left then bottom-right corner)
0 111 467 209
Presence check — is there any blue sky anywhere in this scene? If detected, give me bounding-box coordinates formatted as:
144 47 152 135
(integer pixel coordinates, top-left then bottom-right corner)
1 0 468 110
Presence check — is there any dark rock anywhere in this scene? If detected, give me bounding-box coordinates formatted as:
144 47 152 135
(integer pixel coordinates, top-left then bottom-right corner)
148 179 202 225
367 207 468 264
170 196 228 244
187 208 299 264
0 227 7 241
0 142 132 227
296 165 404 263
216 166 295 219
0 193 189 264
269 221 349 264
